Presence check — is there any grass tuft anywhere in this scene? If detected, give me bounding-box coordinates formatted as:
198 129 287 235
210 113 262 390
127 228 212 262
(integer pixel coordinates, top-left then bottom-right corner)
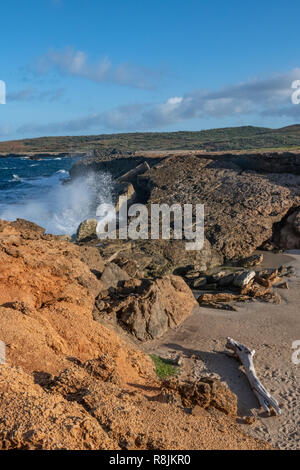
150 354 178 380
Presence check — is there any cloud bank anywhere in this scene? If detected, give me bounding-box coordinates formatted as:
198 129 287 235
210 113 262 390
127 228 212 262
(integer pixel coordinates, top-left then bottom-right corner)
17 68 300 136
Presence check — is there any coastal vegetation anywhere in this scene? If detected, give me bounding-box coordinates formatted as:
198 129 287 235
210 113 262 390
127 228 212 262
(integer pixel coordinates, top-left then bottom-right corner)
2 125 300 154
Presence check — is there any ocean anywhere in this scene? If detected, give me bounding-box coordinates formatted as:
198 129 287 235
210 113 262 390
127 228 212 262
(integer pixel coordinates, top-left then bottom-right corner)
0 156 114 236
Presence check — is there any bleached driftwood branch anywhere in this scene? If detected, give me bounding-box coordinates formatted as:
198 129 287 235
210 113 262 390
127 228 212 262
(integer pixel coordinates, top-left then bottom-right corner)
226 337 281 416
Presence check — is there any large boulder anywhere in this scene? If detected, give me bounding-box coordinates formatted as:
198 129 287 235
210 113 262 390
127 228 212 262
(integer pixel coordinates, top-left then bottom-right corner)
76 218 98 242
160 377 237 417
94 275 198 341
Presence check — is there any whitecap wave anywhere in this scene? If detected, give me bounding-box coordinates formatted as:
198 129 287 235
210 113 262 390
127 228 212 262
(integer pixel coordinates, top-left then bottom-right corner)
0 170 114 236
10 174 22 182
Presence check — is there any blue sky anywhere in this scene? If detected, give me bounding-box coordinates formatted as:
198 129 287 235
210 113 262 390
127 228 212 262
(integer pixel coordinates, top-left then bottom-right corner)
1 0 300 140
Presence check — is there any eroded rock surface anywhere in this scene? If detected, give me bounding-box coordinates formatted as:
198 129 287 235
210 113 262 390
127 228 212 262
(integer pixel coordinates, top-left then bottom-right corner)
71 150 300 269
77 218 98 242
0 219 152 377
140 154 300 260
94 275 198 341
0 219 270 450
160 377 237 417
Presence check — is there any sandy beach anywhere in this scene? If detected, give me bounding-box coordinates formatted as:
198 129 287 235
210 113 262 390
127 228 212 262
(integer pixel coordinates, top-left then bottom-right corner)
144 251 300 450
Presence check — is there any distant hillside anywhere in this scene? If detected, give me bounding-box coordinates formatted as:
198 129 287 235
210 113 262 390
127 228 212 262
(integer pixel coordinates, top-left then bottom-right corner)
1 125 300 154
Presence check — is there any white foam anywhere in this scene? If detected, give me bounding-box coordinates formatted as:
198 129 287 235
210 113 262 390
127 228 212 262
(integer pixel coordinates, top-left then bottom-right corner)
10 174 22 182
0 170 114 236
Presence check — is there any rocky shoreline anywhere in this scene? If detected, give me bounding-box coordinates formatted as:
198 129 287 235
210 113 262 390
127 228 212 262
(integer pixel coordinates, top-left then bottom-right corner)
0 218 272 450
72 148 300 256
0 148 300 450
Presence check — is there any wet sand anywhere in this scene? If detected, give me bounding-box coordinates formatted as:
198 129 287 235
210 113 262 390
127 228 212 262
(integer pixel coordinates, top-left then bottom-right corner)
143 251 300 450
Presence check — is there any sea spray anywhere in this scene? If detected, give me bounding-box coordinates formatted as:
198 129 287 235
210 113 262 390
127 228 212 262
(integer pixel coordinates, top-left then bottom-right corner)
0 157 115 236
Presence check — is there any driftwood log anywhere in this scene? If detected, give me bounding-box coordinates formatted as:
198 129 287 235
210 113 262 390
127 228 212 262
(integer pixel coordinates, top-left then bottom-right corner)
226 337 281 416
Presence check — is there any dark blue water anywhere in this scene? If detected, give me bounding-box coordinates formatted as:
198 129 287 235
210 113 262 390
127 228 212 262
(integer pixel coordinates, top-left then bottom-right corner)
0 156 113 235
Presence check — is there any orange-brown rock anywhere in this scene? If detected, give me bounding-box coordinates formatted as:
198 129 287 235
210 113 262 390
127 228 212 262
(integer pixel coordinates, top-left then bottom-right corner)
0 364 117 450
198 292 244 303
0 359 271 450
0 219 272 450
0 219 153 381
160 377 237 417
95 275 198 341
77 245 105 276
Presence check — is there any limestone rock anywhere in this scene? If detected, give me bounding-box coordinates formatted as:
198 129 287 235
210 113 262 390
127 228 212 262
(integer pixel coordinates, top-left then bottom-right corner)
139 154 300 260
0 219 271 451
95 275 198 341
0 220 152 378
193 277 207 288
76 218 98 242
160 377 237 417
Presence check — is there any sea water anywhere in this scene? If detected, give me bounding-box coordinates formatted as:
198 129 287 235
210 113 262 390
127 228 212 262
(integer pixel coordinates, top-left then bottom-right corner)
0 156 113 235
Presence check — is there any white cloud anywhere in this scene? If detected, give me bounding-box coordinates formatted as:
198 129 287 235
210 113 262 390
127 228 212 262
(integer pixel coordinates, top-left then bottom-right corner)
36 47 163 90
16 68 300 136
166 97 183 105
